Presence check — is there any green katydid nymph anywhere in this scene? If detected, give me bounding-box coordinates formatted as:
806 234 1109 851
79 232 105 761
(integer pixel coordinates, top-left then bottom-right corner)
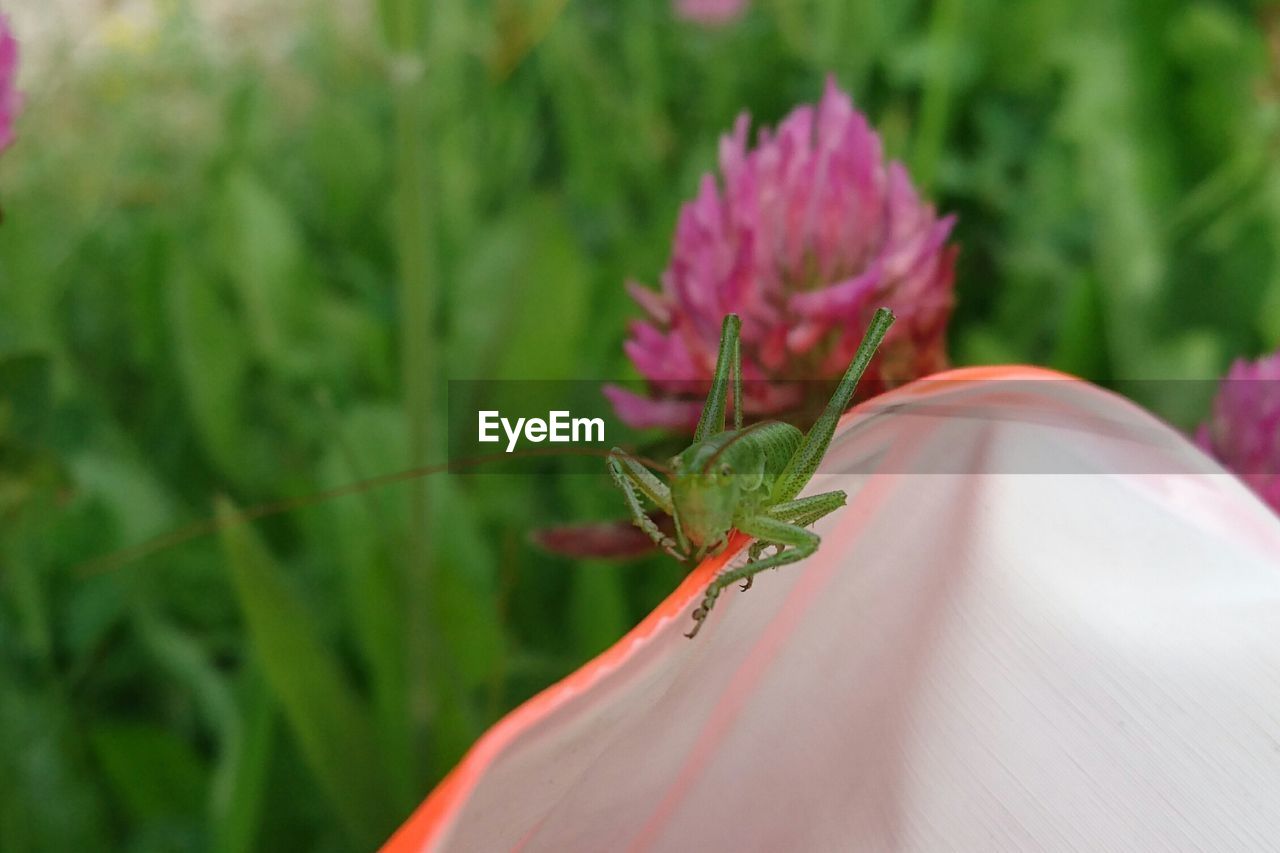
607 307 895 638
78 306 892 642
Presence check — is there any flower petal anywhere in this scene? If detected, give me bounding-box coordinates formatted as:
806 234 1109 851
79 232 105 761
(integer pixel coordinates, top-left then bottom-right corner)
602 384 703 431
626 280 671 326
673 0 749 27
0 14 22 153
612 81 956 429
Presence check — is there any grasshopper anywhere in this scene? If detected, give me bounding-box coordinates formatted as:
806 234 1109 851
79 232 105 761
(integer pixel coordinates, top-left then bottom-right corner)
80 308 892 642
607 307 895 638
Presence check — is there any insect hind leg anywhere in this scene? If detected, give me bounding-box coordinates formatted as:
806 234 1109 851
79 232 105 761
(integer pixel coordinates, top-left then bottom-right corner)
740 491 845 590
685 515 819 638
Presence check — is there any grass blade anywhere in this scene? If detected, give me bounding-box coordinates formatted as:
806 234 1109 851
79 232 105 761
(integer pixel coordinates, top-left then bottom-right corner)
216 497 396 848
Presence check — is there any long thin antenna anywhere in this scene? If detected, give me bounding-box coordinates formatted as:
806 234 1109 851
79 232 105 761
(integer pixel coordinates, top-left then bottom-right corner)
76 446 672 576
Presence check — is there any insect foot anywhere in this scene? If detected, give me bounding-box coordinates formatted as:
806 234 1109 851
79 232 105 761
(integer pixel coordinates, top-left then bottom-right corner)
743 542 781 590
684 585 723 639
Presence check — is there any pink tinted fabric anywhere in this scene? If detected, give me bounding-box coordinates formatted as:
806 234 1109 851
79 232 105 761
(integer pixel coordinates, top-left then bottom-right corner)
608 78 956 431
388 367 1280 852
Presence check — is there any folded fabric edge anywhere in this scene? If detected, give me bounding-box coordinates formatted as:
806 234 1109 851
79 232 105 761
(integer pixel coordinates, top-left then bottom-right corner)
379 364 1081 852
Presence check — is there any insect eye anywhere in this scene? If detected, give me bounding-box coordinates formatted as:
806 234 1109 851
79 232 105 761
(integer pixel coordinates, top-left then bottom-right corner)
719 464 732 478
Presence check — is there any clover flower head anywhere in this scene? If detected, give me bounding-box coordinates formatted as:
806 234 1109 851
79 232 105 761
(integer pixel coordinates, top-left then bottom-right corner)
673 0 749 27
606 76 957 431
1197 350 1280 513
0 14 20 153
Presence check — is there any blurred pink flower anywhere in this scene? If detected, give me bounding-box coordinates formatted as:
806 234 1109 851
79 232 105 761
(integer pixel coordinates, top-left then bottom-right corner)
0 13 20 153
605 77 956 431
673 0 749 27
1197 350 1280 513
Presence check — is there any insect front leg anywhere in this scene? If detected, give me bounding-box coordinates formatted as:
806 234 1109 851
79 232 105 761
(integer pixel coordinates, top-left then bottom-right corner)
685 515 819 638
740 491 846 589
606 448 684 560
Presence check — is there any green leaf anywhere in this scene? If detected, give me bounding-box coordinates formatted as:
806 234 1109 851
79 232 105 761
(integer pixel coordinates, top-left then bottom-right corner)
303 104 384 231
0 681 109 849
1260 171 1280 349
430 474 505 693
315 403 504 777
1050 273 1108 379
0 352 61 520
566 478 628 655
316 404 412 799
567 564 628 658
216 497 396 848
88 723 207 825
165 261 249 477
213 671 276 853
450 198 593 382
0 351 53 439
497 202 591 379
69 450 176 547
1055 24 1172 379
136 614 275 853
215 171 307 366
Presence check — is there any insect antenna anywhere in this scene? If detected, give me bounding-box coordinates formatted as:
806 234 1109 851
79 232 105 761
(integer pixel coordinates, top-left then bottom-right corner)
76 446 672 576
700 419 781 474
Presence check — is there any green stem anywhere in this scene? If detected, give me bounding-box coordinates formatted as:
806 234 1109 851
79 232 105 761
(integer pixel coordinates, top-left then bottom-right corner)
767 0 809 54
383 0 435 781
1164 144 1266 240
913 0 963 190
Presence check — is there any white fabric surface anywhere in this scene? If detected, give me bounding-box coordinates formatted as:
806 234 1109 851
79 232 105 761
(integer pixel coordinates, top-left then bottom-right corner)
394 371 1280 852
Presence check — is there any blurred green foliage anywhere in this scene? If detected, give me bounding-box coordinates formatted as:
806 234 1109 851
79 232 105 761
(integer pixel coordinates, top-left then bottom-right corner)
2 0 1279 849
